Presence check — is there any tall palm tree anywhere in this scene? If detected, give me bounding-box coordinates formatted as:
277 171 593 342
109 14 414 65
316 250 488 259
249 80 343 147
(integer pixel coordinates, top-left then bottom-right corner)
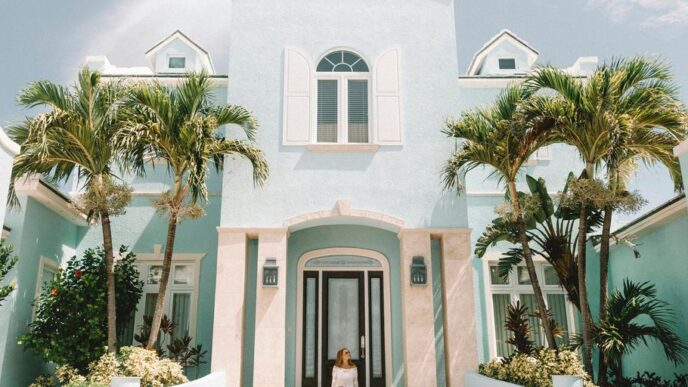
596 280 686 381
8 68 130 352
443 85 558 349
525 57 687 380
119 73 269 348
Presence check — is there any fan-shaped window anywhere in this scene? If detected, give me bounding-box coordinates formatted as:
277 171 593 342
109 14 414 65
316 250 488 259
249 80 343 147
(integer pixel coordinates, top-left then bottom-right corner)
317 50 369 72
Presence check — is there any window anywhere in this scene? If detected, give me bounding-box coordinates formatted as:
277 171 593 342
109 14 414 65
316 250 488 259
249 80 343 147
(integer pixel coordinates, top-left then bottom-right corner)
168 57 186 69
33 257 59 319
315 50 370 144
486 260 574 357
126 254 202 346
498 58 516 70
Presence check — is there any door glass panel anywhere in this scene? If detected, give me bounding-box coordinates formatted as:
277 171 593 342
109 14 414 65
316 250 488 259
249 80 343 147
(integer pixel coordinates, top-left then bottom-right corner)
520 294 544 347
328 278 359 359
348 79 368 143
172 293 191 339
547 294 570 345
371 277 383 378
305 277 317 378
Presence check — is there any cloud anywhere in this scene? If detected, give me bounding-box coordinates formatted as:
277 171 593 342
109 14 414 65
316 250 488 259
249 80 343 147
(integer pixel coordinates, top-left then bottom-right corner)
587 0 688 26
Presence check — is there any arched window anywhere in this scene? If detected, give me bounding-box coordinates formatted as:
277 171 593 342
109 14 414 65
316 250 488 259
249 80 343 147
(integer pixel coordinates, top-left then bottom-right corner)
315 50 370 143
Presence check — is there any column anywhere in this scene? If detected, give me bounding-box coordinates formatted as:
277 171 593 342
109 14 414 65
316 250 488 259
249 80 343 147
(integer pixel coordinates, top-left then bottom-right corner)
441 229 478 387
211 229 248 387
399 229 437 387
252 228 289 387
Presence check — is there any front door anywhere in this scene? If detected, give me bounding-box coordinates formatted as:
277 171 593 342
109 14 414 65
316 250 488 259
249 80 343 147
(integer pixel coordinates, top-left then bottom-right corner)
302 270 386 387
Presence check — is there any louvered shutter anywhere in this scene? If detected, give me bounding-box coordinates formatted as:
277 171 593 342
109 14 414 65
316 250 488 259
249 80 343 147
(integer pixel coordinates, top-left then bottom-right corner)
283 48 312 145
374 49 402 145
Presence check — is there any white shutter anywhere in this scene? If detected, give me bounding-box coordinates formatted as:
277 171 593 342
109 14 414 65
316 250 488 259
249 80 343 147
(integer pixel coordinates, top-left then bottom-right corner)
283 48 312 145
374 48 402 145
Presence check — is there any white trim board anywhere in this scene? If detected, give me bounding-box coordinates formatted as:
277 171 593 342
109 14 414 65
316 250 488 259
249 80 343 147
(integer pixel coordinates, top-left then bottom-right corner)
13 177 88 226
0 126 20 156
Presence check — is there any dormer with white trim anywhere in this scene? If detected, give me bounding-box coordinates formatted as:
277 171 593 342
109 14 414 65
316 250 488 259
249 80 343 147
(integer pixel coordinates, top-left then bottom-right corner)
145 30 215 75
466 29 539 76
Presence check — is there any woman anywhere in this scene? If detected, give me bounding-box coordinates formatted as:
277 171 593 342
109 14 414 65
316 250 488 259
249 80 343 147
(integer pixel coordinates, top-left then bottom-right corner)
331 348 358 387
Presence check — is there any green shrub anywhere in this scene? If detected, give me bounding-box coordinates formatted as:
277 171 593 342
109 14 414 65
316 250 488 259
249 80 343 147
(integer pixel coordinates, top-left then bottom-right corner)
479 348 595 387
20 246 143 372
56 347 188 387
0 238 19 306
611 372 688 387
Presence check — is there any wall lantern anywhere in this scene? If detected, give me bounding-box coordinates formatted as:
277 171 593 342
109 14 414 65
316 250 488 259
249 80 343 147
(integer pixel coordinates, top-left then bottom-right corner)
262 258 279 287
410 256 427 285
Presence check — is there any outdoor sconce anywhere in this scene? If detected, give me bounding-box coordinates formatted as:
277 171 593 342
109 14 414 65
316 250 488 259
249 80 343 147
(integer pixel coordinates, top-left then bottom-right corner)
262 258 279 287
410 256 427 285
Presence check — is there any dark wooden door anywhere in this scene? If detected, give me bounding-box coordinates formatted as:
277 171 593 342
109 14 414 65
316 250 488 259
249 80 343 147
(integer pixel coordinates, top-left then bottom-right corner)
322 271 365 387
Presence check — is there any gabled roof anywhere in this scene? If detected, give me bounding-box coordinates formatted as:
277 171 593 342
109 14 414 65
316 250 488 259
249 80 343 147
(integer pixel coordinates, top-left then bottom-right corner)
466 29 539 75
145 30 215 74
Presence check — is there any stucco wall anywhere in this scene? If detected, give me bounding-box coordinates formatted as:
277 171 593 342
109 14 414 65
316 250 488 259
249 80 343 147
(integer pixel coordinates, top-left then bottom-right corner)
0 197 79 387
0 127 19 225
221 0 468 230
607 213 688 379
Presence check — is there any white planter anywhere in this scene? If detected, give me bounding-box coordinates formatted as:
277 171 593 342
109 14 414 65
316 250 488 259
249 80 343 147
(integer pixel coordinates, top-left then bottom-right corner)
110 376 141 387
552 375 583 387
464 372 524 387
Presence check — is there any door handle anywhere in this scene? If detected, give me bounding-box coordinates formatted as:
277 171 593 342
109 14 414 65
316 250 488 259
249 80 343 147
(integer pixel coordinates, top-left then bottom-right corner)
360 335 365 359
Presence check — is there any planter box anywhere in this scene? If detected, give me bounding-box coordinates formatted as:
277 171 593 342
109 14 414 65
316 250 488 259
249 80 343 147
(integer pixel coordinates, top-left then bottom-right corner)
110 377 141 387
464 372 524 387
552 375 583 387
174 372 226 386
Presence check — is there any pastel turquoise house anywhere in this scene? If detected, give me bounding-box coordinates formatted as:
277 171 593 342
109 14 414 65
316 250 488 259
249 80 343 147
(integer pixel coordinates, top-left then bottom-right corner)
1 1 687 386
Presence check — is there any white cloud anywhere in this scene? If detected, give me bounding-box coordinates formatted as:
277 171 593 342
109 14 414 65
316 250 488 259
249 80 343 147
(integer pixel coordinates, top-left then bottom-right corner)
588 0 688 26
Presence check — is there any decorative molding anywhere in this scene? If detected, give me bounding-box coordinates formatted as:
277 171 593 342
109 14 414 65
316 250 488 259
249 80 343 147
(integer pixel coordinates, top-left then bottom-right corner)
14 177 88 226
283 200 404 232
0 126 20 156
216 227 288 239
306 144 380 153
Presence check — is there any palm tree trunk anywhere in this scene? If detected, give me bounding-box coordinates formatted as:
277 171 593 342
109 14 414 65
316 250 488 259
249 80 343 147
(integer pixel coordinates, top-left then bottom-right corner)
101 211 117 353
577 197 595 375
147 210 179 348
597 205 613 386
507 181 557 349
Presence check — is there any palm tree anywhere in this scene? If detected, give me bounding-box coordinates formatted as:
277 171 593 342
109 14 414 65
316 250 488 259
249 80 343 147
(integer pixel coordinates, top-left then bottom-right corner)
8 68 130 352
119 72 269 348
443 85 558 349
596 280 686 381
525 57 688 380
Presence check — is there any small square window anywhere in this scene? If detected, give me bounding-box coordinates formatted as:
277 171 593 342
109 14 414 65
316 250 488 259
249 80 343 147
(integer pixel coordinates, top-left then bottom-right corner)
544 266 559 285
168 57 186 69
147 265 163 284
517 267 531 285
498 58 516 70
173 265 193 285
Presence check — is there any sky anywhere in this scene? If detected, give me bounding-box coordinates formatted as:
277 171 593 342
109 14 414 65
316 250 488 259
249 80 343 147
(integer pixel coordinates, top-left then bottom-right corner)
0 0 686 224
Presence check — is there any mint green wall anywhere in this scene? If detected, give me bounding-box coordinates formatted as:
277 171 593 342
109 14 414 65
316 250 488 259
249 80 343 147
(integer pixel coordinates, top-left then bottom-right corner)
75 192 222 379
284 225 403 387
431 239 447 387
680 153 688 206
607 213 688 378
242 239 258 386
0 197 78 387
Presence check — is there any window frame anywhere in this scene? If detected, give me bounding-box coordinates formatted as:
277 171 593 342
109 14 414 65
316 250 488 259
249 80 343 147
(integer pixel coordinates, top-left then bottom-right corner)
498 58 516 70
482 254 577 358
313 50 372 145
33 256 60 319
164 53 188 73
129 247 204 345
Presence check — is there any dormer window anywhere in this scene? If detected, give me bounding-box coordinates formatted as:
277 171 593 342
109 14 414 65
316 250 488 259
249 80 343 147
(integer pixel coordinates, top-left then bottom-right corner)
498 58 516 70
168 57 186 69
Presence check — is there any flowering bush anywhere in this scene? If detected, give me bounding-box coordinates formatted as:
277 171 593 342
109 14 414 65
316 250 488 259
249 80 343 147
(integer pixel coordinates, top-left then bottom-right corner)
479 349 596 387
54 347 188 387
20 246 143 372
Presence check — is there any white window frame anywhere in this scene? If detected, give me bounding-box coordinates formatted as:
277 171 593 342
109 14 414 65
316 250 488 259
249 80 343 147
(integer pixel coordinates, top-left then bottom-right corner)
130 246 204 345
313 50 372 144
33 256 60 319
164 53 187 73
482 254 577 359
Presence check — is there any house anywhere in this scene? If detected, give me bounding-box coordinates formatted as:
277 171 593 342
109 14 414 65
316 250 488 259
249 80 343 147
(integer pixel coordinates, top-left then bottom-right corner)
1 1 686 386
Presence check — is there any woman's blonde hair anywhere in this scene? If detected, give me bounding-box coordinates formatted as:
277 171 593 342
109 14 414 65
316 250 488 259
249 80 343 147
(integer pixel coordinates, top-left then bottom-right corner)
334 348 356 368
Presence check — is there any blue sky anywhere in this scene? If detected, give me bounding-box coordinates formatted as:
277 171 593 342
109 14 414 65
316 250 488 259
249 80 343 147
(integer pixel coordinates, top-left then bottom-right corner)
0 0 686 223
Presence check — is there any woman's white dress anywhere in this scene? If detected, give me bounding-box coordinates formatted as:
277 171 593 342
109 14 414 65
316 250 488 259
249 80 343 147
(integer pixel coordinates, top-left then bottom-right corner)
331 366 358 387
